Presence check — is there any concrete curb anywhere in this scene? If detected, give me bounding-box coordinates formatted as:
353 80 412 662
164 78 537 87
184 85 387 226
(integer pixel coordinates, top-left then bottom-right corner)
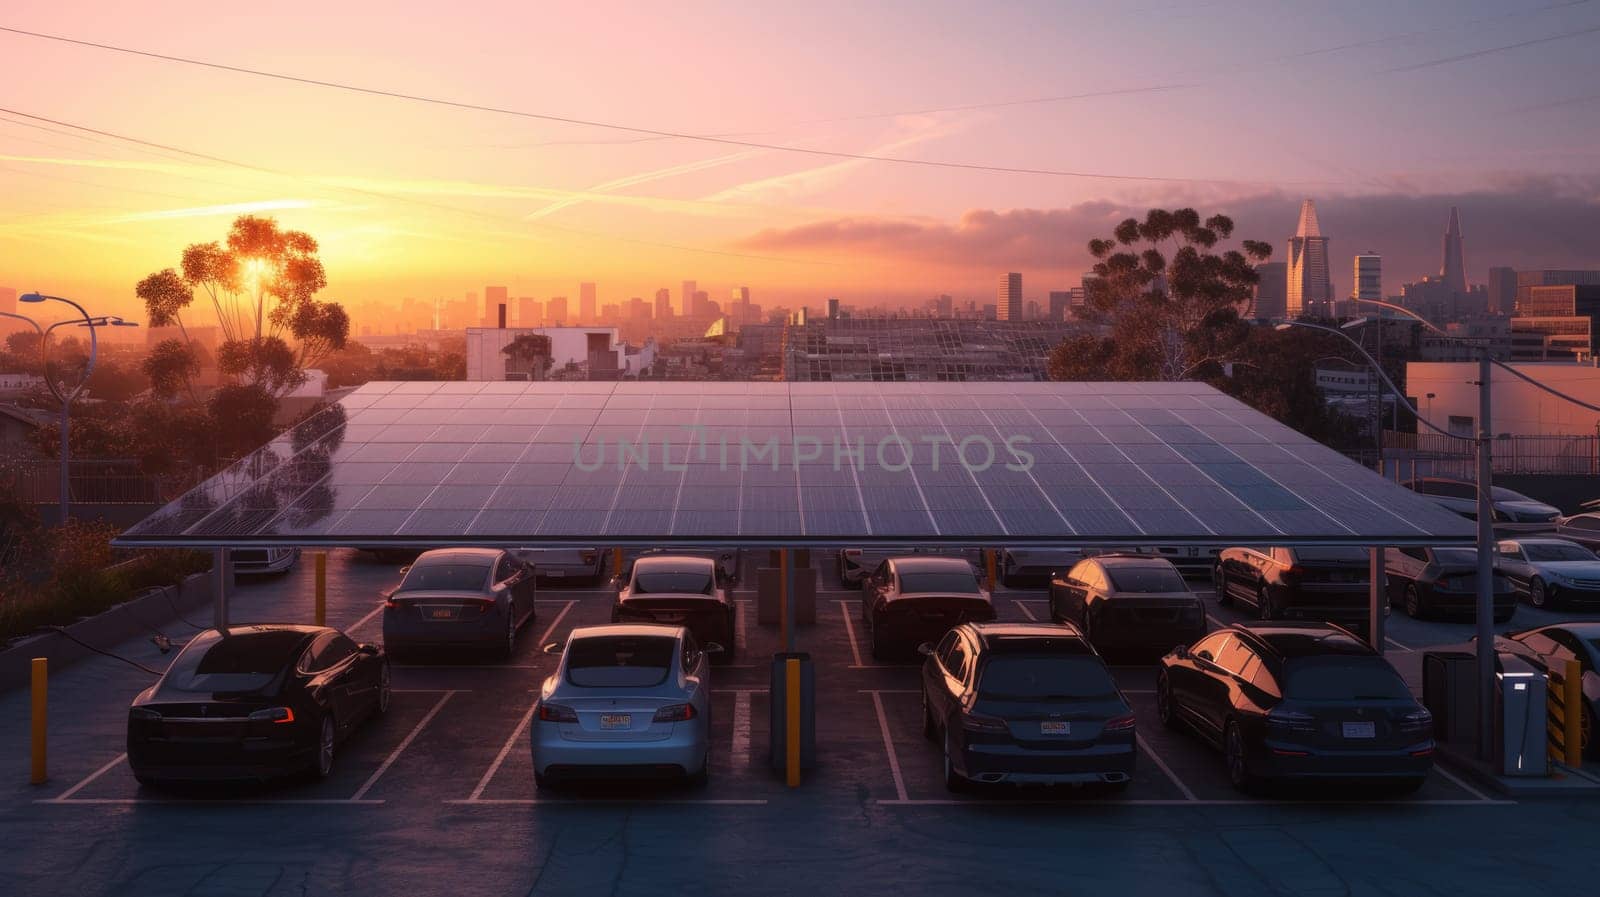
1433 739 1600 799
0 570 214 693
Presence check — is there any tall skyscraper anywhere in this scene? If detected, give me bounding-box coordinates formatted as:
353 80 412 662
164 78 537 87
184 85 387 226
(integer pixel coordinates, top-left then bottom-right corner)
546 296 568 324
654 287 672 319
1286 199 1332 318
517 296 541 327
1353 252 1382 303
465 291 480 326
1487 267 1517 315
1253 262 1287 319
934 294 954 317
681 280 698 317
484 286 507 326
1439 207 1467 294
996 272 1023 322
579 282 597 323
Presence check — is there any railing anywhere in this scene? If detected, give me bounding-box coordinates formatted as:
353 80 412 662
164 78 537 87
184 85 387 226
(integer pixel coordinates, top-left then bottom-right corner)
1380 431 1600 477
1547 659 1585 769
0 462 183 505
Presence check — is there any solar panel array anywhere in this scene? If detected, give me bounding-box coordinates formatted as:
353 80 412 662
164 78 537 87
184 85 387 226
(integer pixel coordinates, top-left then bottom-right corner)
117 380 1477 547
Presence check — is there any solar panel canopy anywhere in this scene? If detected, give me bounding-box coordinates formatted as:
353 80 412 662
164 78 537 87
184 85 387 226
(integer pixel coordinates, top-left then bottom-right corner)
117 380 1476 548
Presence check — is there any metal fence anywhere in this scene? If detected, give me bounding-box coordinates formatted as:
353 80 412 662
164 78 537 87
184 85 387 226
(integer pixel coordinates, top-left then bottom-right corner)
1377 431 1600 477
1 461 176 505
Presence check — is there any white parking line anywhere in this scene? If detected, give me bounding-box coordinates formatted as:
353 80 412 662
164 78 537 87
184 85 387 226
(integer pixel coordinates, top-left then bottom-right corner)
876 798 1511 807
1136 733 1197 802
1432 761 1495 802
350 689 458 800
865 689 909 803
347 602 385 633
735 599 750 657
1385 635 1414 652
40 753 128 803
535 600 577 648
468 698 538 802
1012 599 1039 622
731 691 752 767
837 600 864 668
445 798 769 806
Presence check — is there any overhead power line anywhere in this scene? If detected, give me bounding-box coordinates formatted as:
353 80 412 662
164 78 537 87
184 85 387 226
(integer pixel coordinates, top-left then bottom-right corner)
0 24 1337 187
1384 21 1600 73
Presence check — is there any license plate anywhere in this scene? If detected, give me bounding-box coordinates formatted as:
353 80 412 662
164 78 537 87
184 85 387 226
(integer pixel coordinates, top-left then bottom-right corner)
429 608 454 619
1040 721 1071 735
1342 721 1376 739
600 714 631 730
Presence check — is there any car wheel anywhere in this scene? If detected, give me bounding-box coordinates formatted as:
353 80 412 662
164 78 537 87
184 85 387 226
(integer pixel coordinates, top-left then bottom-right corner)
1156 672 1179 730
1528 577 1550 609
534 767 555 792
314 714 336 779
942 729 968 794
133 773 163 790
1404 584 1426 619
376 661 391 716
1256 587 1275 621
1224 721 1258 794
1213 568 1232 605
922 688 938 742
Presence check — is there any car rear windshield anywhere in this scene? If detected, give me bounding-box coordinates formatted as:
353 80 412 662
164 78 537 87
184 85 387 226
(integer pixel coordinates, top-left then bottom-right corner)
565 636 676 687
1282 657 1411 702
158 631 303 694
399 563 490 592
1106 566 1186 593
976 655 1118 701
632 570 715 595
897 570 980 594
1523 543 1597 562
1291 547 1369 562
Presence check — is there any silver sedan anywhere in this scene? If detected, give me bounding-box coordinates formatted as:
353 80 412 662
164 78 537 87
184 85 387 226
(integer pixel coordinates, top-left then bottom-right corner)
531 625 714 789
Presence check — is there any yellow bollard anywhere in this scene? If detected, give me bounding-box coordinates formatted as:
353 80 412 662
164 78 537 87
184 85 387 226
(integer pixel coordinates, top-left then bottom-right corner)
1565 659 1584 768
31 657 47 784
785 657 801 788
612 547 623 577
985 549 997 592
314 551 327 627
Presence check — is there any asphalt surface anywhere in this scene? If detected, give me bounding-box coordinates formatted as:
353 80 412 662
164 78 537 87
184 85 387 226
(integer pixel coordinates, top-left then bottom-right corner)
4 549 1598 896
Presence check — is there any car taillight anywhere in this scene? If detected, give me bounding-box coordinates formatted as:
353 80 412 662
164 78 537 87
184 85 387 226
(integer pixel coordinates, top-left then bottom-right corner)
581 551 597 564
1399 708 1433 734
844 549 861 557
1265 708 1316 733
384 599 397 609
537 702 578 723
248 707 296 724
473 598 495 614
129 708 161 722
652 703 697 722
960 712 1009 733
1104 713 1136 732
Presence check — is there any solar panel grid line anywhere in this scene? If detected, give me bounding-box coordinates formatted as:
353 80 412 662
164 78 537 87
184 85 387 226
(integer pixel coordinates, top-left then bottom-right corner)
916 390 1007 537
1019 401 1147 538
827 395 874 537
1191 397 1436 537
869 393 939 536
595 388 648 538
970 400 1078 538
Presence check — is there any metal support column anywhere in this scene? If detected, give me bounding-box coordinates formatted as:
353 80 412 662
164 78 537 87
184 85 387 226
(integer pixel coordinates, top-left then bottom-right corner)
214 548 230 630
1475 350 1496 760
784 548 796 654
1368 547 1385 655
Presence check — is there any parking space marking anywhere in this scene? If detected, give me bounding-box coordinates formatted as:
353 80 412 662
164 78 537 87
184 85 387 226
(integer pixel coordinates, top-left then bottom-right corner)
1431 761 1495 802
1135 734 1198 802
468 698 538 802
347 602 385 633
731 691 752 767
445 798 769 806
735 599 750 657
864 689 909 803
534 600 577 648
876 798 1511 807
1012 599 1040 621
40 753 129 803
837 600 864 667
1385 635 1413 652
350 689 458 800
42 797 386 806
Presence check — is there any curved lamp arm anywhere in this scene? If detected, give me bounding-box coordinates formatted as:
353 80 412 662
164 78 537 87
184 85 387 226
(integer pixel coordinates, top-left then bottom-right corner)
1276 319 1456 438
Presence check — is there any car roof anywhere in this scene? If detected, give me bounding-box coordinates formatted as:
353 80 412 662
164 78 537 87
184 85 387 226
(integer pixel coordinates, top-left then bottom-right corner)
633 555 716 572
211 624 328 637
966 622 1092 654
891 556 976 574
1090 553 1178 568
1507 537 1588 547
1227 621 1375 659
566 623 685 641
414 548 500 564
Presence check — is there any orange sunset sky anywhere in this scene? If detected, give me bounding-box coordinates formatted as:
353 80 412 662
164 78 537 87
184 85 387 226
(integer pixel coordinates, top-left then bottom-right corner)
3 0 1600 324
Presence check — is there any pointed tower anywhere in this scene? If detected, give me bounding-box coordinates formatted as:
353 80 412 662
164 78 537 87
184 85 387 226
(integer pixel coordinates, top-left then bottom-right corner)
1286 199 1332 318
1440 206 1467 294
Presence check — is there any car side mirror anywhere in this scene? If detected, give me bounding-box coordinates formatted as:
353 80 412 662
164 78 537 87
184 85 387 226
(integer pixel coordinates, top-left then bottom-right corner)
358 643 379 656
542 642 563 655
703 642 726 655
916 642 935 656
1173 644 1190 659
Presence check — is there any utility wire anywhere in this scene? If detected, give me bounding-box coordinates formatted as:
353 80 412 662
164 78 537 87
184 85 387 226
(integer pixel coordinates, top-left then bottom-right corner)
1384 21 1600 73
0 24 1337 187
40 625 166 675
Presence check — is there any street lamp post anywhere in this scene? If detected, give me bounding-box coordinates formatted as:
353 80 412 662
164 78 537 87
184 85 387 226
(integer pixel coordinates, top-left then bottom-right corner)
6 293 139 523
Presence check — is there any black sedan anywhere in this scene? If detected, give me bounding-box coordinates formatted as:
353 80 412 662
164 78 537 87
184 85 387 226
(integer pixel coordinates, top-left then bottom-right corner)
1383 546 1516 620
1213 546 1378 634
863 556 995 659
1048 554 1206 659
128 625 389 787
919 622 1136 792
1156 622 1433 793
1493 624 1598 759
382 548 538 660
613 555 736 662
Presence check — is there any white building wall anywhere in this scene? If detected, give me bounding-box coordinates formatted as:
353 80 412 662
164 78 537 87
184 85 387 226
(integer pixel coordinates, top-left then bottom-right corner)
1406 361 1600 437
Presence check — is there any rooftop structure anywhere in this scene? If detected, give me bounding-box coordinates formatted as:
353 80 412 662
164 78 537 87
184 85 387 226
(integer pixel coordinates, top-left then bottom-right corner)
781 317 1076 382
